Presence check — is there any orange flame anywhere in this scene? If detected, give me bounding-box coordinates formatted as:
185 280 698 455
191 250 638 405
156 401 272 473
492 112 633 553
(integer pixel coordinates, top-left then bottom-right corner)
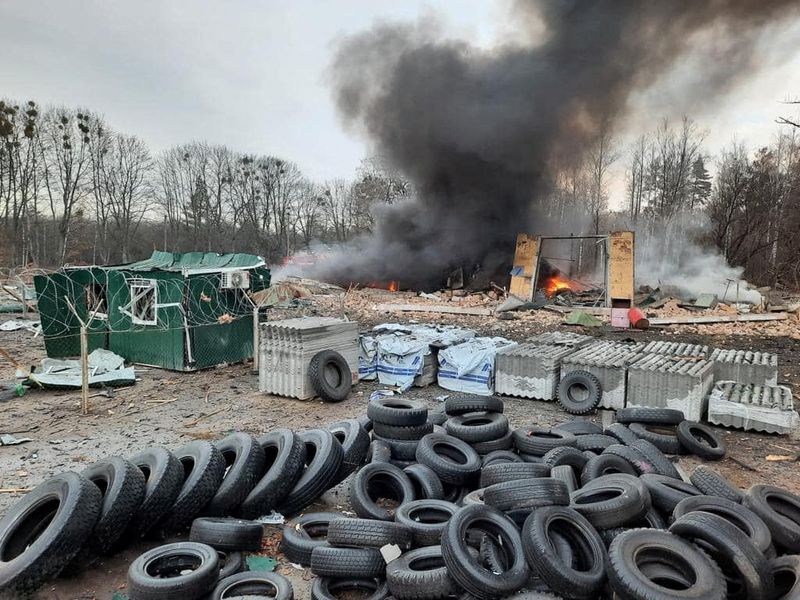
366 280 400 291
543 275 572 297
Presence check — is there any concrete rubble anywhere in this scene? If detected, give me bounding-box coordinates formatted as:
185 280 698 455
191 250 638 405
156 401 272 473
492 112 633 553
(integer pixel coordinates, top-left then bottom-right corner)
258 317 359 399
626 353 715 422
709 348 778 386
708 380 800 434
560 341 646 410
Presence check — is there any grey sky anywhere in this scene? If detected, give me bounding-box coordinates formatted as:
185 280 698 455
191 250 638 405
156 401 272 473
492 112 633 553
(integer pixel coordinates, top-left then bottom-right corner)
1 1 798 207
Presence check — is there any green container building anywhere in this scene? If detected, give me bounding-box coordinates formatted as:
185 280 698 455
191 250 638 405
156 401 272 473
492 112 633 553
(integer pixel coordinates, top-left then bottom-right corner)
34 251 271 371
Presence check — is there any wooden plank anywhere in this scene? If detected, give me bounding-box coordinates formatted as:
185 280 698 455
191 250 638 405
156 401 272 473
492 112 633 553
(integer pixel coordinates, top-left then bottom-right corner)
649 313 787 326
374 303 494 316
607 231 634 306
509 233 539 301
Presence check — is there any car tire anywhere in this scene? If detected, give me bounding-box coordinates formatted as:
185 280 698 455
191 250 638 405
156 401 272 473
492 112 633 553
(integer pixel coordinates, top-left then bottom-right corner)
80 457 146 556
629 423 682 455
351 463 415 520
441 504 529 599
479 462 550 488
604 423 639 446
276 429 344 516
280 512 341 566
444 395 504 416
310 545 386 578
368 398 427 426
126 447 184 540
395 500 460 548
445 412 509 443
640 474 702 513
211 571 294 600
127 541 219 600
580 453 638 486
570 474 650 529
616 408 685 425
309 350 352 403
554 419 604 436
415 433 481 486
676 421 725 460
607 529 724 600
743 485 800 553
206 433 266 518
189 517 263 552
521 505 607 599
159 441 226 533
689 466 743 503
0 472 102 597
311 577 389 600
403 464 444 500
386 545 458 599
513 427 576 456
327 518 412 549
484 478 570 512
557 370 602 415
329 419 371 482
239 429 306 519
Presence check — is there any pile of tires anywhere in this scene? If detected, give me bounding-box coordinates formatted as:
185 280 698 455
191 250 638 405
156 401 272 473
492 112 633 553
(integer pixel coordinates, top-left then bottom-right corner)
127 517 293 600
0 423 367 598
317 402 798 599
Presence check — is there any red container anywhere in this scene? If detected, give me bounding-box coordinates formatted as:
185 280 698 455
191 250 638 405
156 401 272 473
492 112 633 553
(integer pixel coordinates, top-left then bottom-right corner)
628 307 650 330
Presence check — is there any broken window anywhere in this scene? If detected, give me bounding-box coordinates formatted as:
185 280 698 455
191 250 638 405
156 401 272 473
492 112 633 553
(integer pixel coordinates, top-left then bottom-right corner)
129 279 158 326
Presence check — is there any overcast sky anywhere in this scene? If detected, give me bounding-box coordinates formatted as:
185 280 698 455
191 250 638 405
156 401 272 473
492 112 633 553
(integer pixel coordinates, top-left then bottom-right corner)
1 1 799 207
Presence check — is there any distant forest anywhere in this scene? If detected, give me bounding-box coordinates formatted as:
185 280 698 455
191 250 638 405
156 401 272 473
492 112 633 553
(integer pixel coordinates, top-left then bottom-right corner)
1 98 798 288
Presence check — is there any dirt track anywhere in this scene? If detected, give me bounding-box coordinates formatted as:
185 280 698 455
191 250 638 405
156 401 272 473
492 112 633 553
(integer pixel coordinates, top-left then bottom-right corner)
0 293 798 599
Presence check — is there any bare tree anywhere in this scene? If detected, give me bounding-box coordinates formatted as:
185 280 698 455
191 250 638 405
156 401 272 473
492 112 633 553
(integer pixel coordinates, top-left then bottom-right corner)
0 100 41 266
587 123 618 235
91 131 153 262
38 107 93 263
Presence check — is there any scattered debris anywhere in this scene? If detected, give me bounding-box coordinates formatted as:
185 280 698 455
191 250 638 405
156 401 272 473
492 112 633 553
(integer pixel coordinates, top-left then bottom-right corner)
564 311 602 327
26 349 136 390
649 313 788 326
374 303 493 316
0 434 32 446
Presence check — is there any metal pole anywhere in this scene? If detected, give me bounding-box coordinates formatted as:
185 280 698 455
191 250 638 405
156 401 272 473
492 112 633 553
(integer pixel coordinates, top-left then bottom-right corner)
252 306 260 374
80 325 89 415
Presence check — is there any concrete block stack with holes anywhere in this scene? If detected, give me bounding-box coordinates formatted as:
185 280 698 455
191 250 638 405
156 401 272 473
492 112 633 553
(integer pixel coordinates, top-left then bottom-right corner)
559 342 647 410
626 354 715 422
259 317 359 399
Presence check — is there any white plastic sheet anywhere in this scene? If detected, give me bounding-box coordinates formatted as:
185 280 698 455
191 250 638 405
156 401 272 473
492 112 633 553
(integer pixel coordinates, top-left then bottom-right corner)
438 337 517 396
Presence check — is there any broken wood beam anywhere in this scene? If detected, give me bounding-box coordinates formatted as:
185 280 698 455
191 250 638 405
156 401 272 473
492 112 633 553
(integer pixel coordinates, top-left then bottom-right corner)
649 313 787 326
374 303 494 316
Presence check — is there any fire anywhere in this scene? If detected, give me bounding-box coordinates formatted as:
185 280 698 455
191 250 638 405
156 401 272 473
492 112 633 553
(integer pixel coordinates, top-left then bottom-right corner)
366 280 400 292
543 275 572 297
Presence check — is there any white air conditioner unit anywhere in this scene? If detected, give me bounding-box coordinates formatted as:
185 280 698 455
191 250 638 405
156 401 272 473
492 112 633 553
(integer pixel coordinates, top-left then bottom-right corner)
221 270 250 290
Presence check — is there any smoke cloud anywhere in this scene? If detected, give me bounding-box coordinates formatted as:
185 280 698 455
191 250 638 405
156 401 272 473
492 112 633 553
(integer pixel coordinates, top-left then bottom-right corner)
316 0 797 290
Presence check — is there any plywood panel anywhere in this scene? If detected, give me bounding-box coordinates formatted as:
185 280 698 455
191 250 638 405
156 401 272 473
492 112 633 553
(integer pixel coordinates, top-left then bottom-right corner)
509 233 539 301
608 230 634 306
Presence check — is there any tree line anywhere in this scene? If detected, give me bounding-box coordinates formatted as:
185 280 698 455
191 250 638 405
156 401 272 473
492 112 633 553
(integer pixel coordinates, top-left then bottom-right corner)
1 96 798 289
0 98 408 268
541 116 800 289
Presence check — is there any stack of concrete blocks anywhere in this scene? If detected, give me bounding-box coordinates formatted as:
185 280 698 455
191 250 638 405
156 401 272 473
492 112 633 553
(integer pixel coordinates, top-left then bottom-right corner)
626 354 715 422
641 341 709 358
707 381 799 434
259 317 359 400
495 332 593 401
560 341 646 410
709 349 778 386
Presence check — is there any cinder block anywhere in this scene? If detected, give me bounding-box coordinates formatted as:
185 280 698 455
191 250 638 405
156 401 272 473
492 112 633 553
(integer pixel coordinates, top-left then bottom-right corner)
626 354 714 422
707 381 798 434
709 349 778 386
641 341 709 358
259 317 359 399
495 343 579 400
560 341 646 410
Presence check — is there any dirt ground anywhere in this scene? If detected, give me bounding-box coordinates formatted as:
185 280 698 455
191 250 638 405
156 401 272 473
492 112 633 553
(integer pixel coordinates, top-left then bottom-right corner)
0 287 798 599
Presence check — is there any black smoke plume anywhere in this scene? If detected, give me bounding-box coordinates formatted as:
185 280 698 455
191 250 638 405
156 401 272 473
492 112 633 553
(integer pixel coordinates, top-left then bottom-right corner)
316 0 797 290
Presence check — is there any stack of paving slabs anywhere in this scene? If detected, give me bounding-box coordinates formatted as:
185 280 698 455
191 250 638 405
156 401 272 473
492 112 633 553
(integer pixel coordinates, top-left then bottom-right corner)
560 341 646 410
707 381 799 434
259 317 359 399
641 341 709 358
496 343 582 401
626 354 715 422
709 349 778 386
